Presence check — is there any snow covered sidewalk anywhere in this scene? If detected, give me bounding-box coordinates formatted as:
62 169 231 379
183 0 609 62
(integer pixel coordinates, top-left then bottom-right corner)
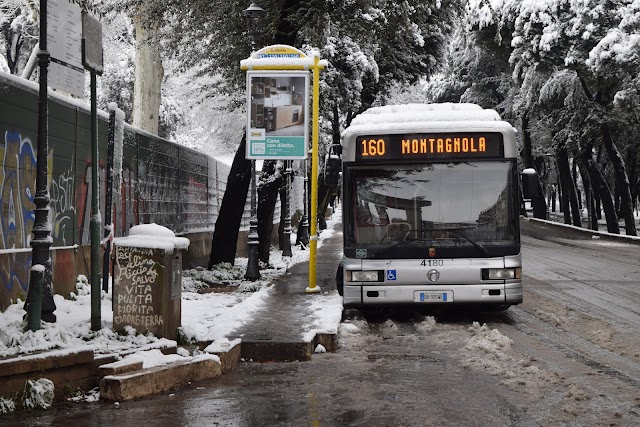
0 210 344 409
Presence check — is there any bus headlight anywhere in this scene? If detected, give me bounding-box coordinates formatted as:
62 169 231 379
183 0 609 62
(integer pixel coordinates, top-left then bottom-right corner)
483 268 521 280
347 270 383 282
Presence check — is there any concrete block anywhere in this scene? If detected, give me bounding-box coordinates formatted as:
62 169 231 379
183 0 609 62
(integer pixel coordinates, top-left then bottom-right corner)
99 357 221 401
208 342 241 374
313 333 338 353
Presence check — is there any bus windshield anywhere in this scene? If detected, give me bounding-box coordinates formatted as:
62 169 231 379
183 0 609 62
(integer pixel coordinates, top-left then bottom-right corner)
345 161 519 257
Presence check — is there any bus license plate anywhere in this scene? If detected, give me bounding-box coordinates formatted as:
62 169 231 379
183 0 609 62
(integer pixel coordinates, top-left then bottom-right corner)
415 291 452 303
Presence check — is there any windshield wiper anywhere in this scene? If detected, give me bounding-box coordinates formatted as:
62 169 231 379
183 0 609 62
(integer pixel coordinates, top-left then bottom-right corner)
371 226 489 257
372 231 417 257
419 225 489 256
449 229 489 256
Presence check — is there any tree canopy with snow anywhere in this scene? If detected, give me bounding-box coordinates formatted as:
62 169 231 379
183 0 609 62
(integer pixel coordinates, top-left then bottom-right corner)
435 0 640 234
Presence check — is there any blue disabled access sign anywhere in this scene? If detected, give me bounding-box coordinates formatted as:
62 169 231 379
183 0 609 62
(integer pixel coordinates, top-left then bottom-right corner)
246 71 309 160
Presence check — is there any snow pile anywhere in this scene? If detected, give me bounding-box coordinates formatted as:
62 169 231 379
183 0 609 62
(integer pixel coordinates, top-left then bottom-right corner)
114 223 190 252
180 284 273 344
343 103 509 137
462 322 554 390
0 291 172 358
67 387 100 403
182 264 247 292
302 293 344 341
21 379 54 410
337 319 367 349
314 344 327 353
0 397 16 414
203 337 241 354
350 107 500 126
71 275 91 299
415 316 437 333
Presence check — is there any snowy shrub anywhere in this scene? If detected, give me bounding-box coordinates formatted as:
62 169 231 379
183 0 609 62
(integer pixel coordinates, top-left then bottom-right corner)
21 378 55 410
0 396 16 414
71 275 90 300
182 264 246 292
237 281 262 293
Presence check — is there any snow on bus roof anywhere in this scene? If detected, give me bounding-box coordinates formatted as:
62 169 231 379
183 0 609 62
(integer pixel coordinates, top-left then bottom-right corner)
359 103 484 115
342 103 512 138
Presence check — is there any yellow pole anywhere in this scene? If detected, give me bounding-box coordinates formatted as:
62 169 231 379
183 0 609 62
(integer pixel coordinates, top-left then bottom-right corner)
306 56 321 293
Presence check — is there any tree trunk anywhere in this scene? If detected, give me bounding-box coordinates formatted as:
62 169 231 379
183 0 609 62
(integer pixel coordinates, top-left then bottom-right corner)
132 14 163 135
521 111 547 219
572 160 582 211
577 158 598 230
332 104 341 146
208 134 251 267
556 144 582 227
592 161 620 233
555 164 562 213
522 111 534 169
601 124 637 235
278 185 287 250
257 160 285 265
626 144 638 216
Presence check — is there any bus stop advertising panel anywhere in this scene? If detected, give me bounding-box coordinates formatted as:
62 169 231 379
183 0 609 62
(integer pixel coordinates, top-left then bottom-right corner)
246 71 309 159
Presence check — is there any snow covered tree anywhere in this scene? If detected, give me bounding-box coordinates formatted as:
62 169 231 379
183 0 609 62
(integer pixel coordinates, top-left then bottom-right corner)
453 0 639 232
0 0 38 75
508 0 637 234
153 0 462 267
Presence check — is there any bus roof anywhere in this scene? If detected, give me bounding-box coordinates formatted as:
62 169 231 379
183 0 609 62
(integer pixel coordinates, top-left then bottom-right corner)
342 103 516 139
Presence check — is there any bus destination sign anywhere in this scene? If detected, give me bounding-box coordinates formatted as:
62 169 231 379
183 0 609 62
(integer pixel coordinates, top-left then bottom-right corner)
355 132 504 162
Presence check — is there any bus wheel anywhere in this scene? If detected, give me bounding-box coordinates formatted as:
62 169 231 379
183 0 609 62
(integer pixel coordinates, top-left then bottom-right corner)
336 264 344 296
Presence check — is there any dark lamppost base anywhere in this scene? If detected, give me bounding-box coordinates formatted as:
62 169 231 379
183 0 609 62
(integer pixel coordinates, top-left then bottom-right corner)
282 161 292 256
245 159 260 281
245 217 261 280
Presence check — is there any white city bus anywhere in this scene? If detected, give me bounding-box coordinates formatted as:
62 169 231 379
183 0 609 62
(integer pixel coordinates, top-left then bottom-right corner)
337 103 522 310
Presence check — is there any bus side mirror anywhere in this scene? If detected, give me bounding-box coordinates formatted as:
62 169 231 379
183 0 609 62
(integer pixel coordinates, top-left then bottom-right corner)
521 169 539 199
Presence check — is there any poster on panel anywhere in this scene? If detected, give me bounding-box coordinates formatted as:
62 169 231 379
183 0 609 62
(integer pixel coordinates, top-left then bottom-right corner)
246 71 309 159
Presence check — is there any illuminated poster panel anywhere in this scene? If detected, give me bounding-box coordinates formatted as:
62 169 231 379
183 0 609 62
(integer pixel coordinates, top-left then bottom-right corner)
246 71 309 159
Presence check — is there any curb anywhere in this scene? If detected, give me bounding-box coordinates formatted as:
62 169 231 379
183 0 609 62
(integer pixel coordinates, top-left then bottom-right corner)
523 217 640 246
238 332 338 362
95 331 337 401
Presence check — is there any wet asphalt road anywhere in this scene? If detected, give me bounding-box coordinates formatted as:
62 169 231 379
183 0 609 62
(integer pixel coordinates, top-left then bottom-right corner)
5 220 640 426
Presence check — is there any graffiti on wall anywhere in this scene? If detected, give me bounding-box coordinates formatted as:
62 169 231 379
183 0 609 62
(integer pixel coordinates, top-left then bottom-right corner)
0 131 36 250
50 168 76 246
1 75 228 310
0 131 36 295
1 130 81 249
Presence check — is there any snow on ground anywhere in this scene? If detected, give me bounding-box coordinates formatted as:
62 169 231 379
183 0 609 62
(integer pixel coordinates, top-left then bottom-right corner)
337 314 557 395
0 209 343 360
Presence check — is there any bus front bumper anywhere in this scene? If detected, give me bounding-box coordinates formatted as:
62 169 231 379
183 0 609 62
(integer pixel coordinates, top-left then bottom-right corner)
343 281 523 306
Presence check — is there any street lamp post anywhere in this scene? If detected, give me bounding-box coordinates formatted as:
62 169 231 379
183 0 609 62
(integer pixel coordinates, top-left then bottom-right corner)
244 2 266 281
25 0 57 329
298 159 310 246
